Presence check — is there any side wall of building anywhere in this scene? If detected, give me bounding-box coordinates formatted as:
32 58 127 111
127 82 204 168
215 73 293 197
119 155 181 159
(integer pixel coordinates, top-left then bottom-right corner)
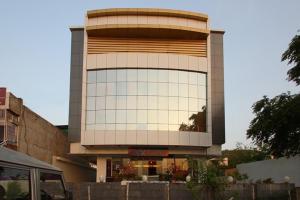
237 156 300 187
68 28 84 143
210 31 225 145
18 106 68 163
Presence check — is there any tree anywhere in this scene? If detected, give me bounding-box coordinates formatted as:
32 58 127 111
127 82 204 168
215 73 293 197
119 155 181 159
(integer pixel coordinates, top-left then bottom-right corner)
282 34 300 85
222 144 268 168
247 33 300 157
247 93 300 157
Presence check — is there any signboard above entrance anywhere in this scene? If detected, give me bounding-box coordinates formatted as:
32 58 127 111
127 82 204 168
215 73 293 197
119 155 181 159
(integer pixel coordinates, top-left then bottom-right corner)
128 149 169 157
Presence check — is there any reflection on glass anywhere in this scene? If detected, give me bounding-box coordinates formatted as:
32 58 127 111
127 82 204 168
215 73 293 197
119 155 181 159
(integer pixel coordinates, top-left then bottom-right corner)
169 83 178 96
87 71 96 83
96 97 105 110
86 69 207 133
169 97 178 110
169 111 178 124
179 84 188 97
179 106 206 132
137 96 147 109
116 96 126 109
148 70 158 82
158 70 168 82
138 82 147 95
137 110 147 123
169 70 178 83
87 97 95 110
179 97 188 111
127 110 136 123
97 83 106 96
148 110 158 123
127 69 137 81
189 85 198 98
158 110 168 124
127 82 137 95
117 82 127 95
107 83 116 95
106 110 116 123
148 83 158 95
179 71 189 83
148 96 158 109
106 96 116 109
97 70 106 82
117 70 126 82
96 110 105 123
86 111 95 124
127 96 137 109
107 70 116 82
116 110 126 123
138 70 147 82
87 84 96 96
158 83 168 96
189 72 198 85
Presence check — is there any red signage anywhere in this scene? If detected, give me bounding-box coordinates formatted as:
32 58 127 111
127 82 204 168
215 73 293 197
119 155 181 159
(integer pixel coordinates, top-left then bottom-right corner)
128 149 169 157
0 88 6 106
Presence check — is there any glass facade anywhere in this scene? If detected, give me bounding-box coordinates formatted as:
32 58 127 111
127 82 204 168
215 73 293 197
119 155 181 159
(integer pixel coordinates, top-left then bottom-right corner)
86 69 207 132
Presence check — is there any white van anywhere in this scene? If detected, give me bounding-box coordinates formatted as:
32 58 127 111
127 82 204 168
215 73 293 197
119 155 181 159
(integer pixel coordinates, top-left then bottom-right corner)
0 147 72 200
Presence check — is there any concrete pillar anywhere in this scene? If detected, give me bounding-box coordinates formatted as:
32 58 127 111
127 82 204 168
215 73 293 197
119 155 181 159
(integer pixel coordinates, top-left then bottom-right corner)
96 157 108 182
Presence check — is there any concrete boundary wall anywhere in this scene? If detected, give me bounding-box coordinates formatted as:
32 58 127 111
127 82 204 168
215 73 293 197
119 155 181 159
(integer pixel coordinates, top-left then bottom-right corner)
66 182 297 200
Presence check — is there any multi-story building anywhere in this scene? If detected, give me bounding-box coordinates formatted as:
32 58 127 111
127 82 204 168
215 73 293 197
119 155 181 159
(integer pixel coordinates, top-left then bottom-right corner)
68 8 225 182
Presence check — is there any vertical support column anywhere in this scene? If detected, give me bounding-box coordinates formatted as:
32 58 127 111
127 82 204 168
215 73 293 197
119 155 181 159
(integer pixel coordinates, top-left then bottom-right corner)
96 157 108 182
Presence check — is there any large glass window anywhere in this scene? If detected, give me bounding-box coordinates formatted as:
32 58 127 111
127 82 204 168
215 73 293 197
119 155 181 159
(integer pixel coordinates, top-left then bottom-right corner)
40 172 66 199
86 69 207 132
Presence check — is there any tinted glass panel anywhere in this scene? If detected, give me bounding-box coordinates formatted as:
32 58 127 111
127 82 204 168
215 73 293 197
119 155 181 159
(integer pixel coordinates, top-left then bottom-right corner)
86 69 207 132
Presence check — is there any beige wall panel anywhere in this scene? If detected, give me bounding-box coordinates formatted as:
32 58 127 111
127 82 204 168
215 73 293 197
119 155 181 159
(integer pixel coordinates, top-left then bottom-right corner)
148 131 158 144
117 15 128 24
179 133 189 145
91 15 207 30
87 54 97 68
168 132 179 145
158 54 168 68
137 53 148 68
117 53 127 67
84 131 95 145
126 131 137 144
116 131 126 144
137 132 148 144
190 132 200 146
107 15 118 24
105 132 116 144
178 55 189 70
148 53 159 68
168 54 179 68
127 53 138 67
127 15 138 24
158 131 168 145
94 132 105 144
188 56 198 71
96 54 107 68
137 15 148 24
106 54 117 68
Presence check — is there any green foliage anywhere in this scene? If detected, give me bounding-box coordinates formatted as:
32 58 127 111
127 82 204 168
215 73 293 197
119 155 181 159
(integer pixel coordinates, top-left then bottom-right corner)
282 34 300 85
222 144 268 168
186 159 227 200
6 181 22 200
247 93 300 157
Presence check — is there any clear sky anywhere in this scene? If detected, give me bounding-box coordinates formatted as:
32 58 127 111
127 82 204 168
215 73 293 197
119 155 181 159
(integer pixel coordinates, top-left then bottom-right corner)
0 0 299 149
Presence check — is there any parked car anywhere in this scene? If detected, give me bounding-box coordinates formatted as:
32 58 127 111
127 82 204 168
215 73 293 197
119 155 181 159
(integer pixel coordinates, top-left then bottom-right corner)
0 146 72 200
